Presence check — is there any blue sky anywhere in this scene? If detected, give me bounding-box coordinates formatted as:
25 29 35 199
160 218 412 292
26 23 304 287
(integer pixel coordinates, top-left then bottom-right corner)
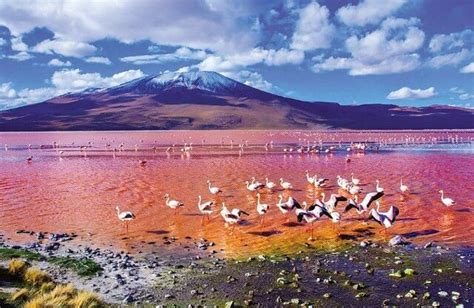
0 0 473 110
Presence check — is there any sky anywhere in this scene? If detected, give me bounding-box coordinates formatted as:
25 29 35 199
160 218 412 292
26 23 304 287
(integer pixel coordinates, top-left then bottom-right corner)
0 0 473 110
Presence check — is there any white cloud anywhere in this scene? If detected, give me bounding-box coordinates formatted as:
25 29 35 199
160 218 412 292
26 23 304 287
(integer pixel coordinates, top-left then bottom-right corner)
196 48 304 72
427 48 470 68
449 87 464 94
0 0 261 54
346 18 424 62
85 56 112 65
0 69 145 110
32 39 97 57
336 0 407 27
459 93 474 100
10 36 28 51
0 38 6 46
225 70 274 92
429 29 474 53
7 51 33 61
386 86 437 100
51 69 144 92
460 62 474 73
47 58 72 67
121 47 207 65
0 83 17 99
314 54 420 75
314 17 424 75
290 1 335 51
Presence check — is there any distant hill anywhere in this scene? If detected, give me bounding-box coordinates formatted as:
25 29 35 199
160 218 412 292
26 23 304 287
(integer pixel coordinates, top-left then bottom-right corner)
0 71 472 131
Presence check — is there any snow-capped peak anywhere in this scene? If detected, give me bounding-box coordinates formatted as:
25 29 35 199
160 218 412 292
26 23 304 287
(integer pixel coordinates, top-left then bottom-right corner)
108 71 247 95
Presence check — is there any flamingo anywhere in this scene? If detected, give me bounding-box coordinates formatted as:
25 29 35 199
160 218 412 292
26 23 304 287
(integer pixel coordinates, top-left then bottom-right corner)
26 155 33 163
368 202 400 237
375 180 384 192
256 193 269 224
314 175 329 188
279 178 293 190
245 180 264 192
337 175 349 190
439 190 455 206
116 206 135 232
265 178 276 190
164 194 184 213
345 191 384 214
207 180 222 195
296 202 319 240
220 203 249 226
400 178 409 193
351 173 360 185
251 177 264 188
348 184 362 195
138 160 147 166
305 170 316 184
197 195 214 218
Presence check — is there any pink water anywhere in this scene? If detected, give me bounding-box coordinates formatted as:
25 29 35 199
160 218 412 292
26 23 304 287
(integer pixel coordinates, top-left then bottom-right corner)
0 130 473 258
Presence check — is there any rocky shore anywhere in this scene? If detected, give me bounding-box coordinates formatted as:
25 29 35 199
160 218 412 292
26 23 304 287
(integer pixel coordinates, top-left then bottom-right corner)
0 229 472 306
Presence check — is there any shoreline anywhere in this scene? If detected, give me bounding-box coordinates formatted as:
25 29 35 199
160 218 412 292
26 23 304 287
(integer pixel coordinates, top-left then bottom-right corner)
0 230 472 306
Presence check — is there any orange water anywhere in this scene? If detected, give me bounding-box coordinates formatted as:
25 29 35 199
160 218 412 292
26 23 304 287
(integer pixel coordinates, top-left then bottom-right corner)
0 130 473 258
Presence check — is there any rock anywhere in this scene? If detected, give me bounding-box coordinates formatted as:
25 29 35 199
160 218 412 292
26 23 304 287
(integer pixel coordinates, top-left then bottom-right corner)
403 268 416 276
438 291 448 297
122 294 134 303
424 242 433 248
276 296 282 303
355 292 368 298
389 270 404 278
224 301 235 308
389 235 408 246
323 293 332 299
360 240 370 247
164 294 174 299
290 298 300 304
382 299 390 306
405 290 416 298
423 292 431 300
432 301 440 307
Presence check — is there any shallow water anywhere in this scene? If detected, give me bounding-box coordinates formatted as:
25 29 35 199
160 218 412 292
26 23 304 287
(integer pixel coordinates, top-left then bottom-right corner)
0 130 473 258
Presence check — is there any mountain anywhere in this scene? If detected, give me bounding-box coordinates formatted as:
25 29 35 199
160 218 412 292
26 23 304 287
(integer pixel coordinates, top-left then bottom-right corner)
0 71 472 131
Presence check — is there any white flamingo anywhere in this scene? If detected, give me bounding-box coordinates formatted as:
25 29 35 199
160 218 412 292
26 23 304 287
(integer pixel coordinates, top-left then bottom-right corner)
164 193 184 212
400 178 409 193
197 195 214 217
439 190 455 206
207 180 222 195
314 175 329 188
305 170 316 184
256 193 269 223
369 202 400 234
279 178 293 190
265 177 276 190
375 179 384 192
220 203 249 225
351 173 360 185
116 206 135 232
245 180 264 192
345 191 384 214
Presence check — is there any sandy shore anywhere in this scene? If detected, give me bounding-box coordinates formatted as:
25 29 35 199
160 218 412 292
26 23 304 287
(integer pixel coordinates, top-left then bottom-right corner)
0 229 472 307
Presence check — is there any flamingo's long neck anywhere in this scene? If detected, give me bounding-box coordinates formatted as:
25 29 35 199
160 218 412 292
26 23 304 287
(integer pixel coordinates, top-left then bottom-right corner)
321 193 326 203
198 196 202 206
440 191 444 199
116 208 120 216
265 178 269 184
257 194 261 205
165 196 170 206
